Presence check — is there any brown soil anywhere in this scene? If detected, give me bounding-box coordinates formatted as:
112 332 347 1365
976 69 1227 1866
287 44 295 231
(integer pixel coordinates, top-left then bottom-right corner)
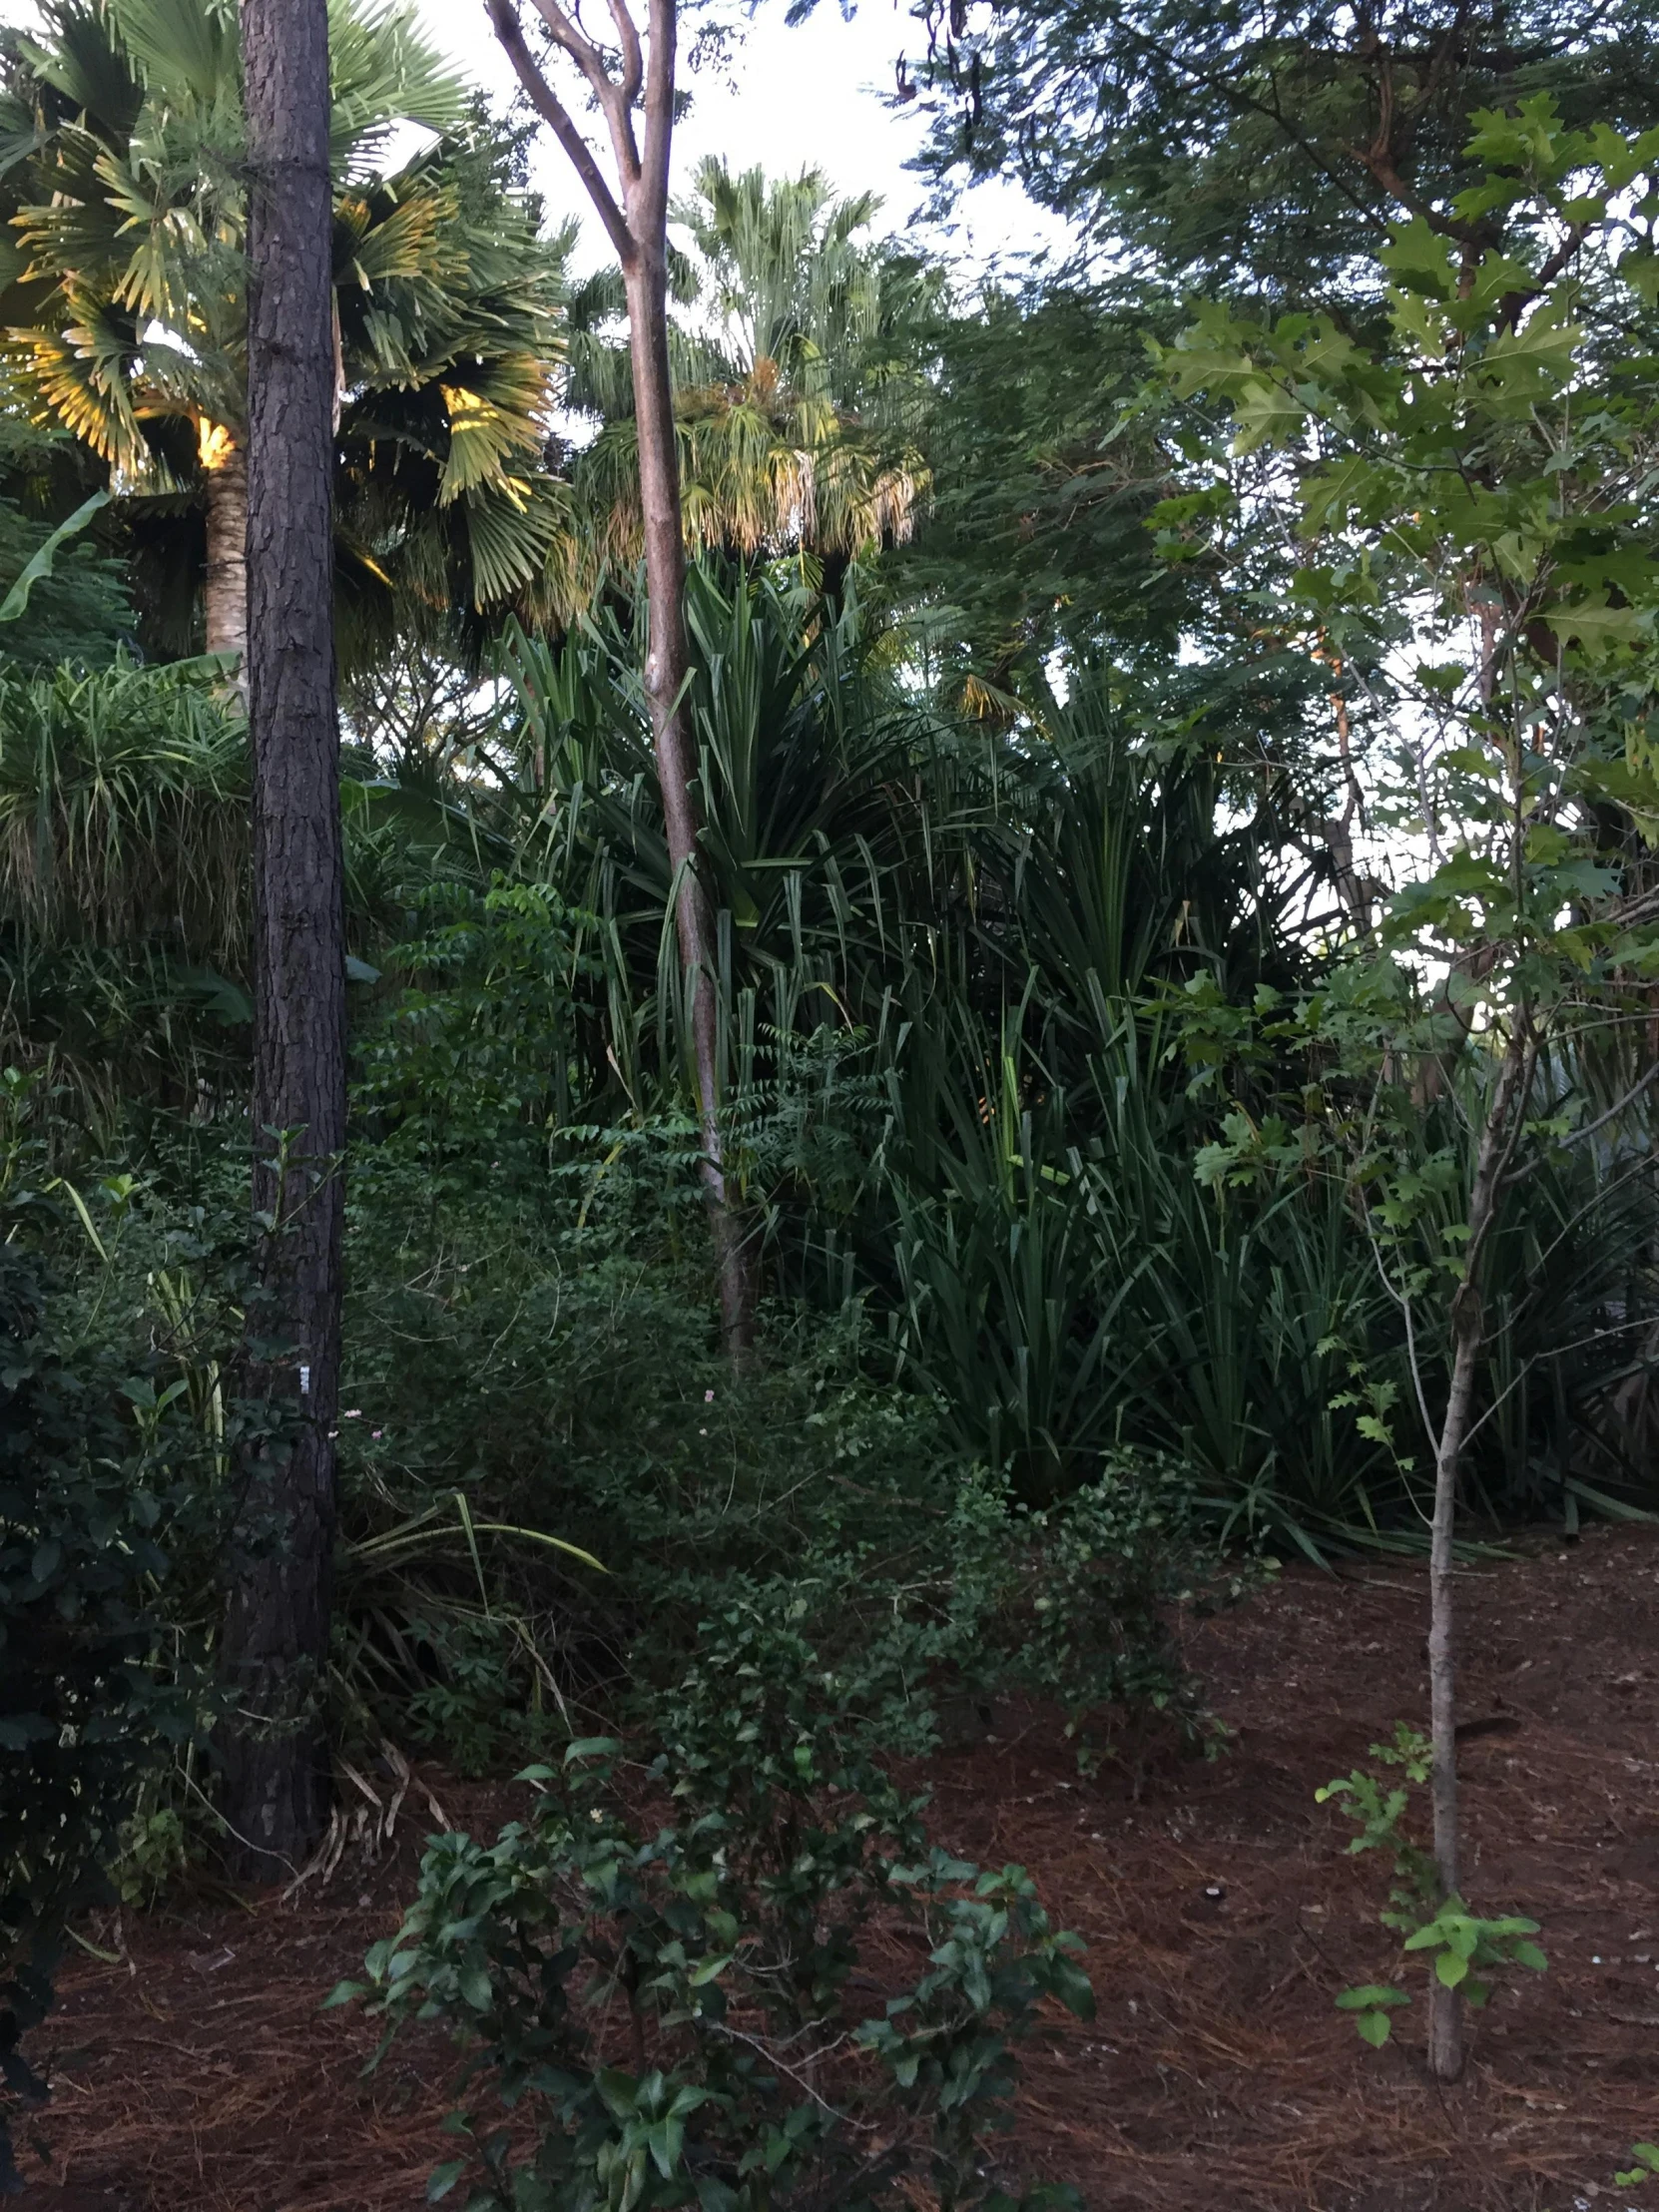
15 1522 1659 2211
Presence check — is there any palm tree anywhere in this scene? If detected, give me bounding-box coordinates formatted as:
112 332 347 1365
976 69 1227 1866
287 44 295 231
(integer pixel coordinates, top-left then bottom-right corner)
568 160 932 574
329 141 578 654
0 0 569 666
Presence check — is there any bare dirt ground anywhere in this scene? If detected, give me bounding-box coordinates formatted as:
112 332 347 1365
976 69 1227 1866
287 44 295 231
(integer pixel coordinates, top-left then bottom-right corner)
15 1521 1659 2211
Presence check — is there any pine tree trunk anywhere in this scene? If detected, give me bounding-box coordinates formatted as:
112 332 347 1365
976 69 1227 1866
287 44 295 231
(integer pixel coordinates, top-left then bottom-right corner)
218 0 345 1880
203 443 249 670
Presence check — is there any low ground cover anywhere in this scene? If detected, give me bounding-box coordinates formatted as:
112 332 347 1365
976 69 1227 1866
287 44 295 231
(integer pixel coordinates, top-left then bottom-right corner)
17 1525 1658 2212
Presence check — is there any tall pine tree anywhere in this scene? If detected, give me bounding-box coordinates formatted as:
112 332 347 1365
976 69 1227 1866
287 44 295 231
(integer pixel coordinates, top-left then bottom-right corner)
218 0 346 1876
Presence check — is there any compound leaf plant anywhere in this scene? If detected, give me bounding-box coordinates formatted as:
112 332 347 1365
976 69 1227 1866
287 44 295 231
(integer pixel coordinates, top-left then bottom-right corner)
1161 100 1659 2078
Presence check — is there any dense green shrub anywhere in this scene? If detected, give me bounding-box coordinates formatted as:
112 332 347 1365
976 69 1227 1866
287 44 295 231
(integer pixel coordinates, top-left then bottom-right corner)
941 1458 1233 1767
331 1074 1225 1776
339 1614 1094 2211
349 876 596 1195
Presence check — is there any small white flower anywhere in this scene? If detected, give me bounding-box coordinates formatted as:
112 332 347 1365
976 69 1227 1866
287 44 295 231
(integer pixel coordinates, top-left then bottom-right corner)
705 1389 716 1403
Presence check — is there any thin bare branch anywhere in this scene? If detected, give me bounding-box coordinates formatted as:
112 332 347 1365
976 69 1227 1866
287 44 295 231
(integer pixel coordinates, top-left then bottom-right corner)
1353 1075 1443 1456
605 0 644 112
1502 1059 1659 1187
637 0 677 230
1496 224 1589 334
485 0 634 263
523 0 611 99
1459 1313 1658 1456
525 0 644 186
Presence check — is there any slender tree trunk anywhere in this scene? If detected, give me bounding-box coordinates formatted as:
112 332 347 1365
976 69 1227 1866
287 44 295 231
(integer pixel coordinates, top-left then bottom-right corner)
485 0 754 1364
218 0 345 1880
1425 1319 1478 2081
1422 1029 1530 2079
203 443 249 669
622 238 753 1360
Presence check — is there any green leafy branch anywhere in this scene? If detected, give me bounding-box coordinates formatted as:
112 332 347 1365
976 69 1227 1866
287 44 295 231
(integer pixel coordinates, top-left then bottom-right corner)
1317 1726 1546 2049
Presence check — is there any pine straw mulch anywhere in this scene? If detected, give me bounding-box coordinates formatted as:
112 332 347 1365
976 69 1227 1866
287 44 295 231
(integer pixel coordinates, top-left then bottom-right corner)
15 1520 1659 2212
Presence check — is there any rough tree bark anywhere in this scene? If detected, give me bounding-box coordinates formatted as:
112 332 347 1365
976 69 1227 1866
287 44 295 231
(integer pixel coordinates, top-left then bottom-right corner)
486 0 752 1361
218 0 346 1879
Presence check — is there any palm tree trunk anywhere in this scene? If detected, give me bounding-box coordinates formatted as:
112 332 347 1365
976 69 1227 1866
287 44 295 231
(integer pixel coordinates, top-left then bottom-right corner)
203 442 249 670
218 0 345 1880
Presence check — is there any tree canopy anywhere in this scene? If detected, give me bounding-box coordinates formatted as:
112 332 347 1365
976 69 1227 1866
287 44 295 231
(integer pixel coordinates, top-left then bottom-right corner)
909 0 1659 300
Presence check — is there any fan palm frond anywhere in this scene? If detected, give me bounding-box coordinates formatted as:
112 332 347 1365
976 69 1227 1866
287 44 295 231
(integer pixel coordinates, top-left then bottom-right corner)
1 0 571 644
18 314 148 473
325 0 472 174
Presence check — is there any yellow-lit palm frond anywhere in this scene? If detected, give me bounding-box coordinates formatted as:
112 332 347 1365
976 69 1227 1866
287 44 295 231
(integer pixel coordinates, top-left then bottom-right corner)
461 477 564 606
564 160 931 579
439 386 540 504
13 169 130 282
447 348 556 430
6 0 572 641
102 161 217 328
336 183 456 292
8 309 149 473
575 358 927 571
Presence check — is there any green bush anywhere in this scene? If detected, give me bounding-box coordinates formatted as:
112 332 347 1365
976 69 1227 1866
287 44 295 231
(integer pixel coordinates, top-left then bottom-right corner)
331 1111 1223 1777
349 876 596 1201
942 1456 1236 1771
339 1616 1094 2212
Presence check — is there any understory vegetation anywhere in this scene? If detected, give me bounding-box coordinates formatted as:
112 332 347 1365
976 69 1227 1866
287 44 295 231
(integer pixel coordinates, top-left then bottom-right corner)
6 0 1659 2194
